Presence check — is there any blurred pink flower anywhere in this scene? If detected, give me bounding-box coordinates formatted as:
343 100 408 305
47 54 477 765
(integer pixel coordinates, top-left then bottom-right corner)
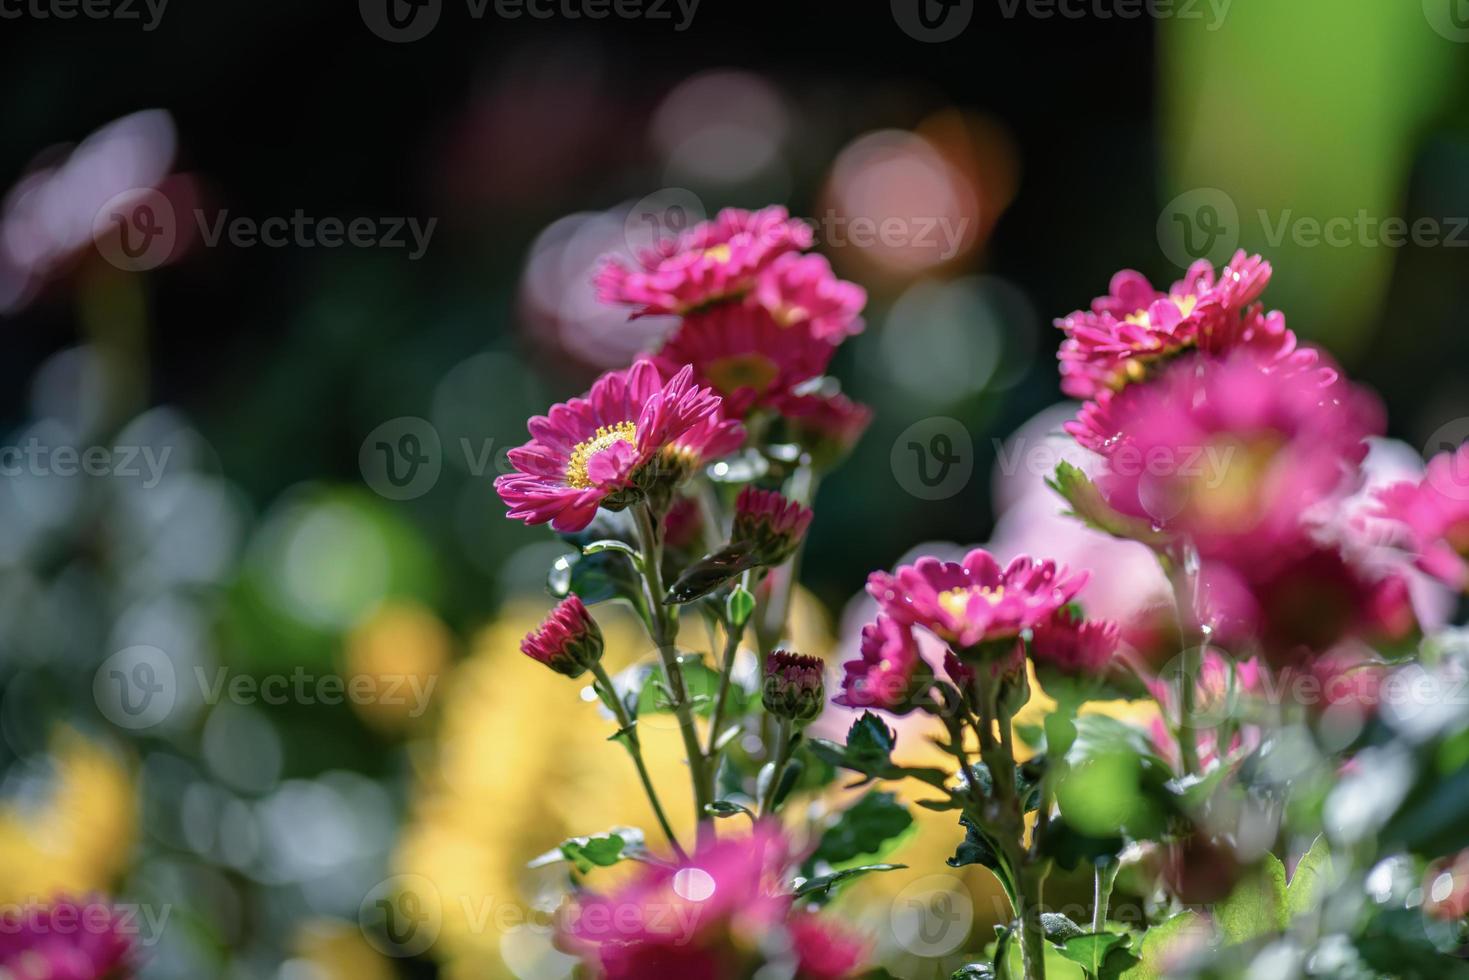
0 895 134 980
496 360 743 531
778 391 873 469
787 910 870 979
1066 350 1382 563
654 304 833 418
1374 441 1469 591
563 825 861 980
1054 251 1275 399
867 548 1087 650
754 252 866 342
1030 609 1120 676
595 205 812 317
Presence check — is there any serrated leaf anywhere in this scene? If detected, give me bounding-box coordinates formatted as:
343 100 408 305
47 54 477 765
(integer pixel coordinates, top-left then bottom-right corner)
793 863 907 902
1121 911 1207 979
1285 835 1333 919
1056 932 1136 979
1216 853 1288 945
1047 460 1170 547
811 791 914 866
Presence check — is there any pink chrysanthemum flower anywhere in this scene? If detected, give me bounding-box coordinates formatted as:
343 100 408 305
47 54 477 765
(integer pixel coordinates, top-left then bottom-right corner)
866 549 1088 651
1374 441 1469 591
1198 545 1416 669
786 911 871 979
1029 608 1120 676
595 206 814 317
754 252 866 342
733 486 813 565
835 615 931 715
0 895 134 980
1066 351 1382 559
495 360 745 532
1055 251 1274 398
654 305 835 418
521 595 603 678
779 391 873 469
562 825 792 979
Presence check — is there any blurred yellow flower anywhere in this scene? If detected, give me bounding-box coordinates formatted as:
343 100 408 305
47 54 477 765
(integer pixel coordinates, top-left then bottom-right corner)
0 730 136 902
344 599 453 734
291 918 396 980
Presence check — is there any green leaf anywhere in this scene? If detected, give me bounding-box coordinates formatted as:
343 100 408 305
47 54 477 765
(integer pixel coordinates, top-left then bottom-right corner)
808 712 953 792
666 547 760 603
705 800 755 820
529 828 644 874
725 584 755 627
1040 913 1087 943
811 792 914 866
1056 932 1138 979
947 815 1003 871
582 539 642 566
636 658 723 717
1285 835 1333 919
1215 854 1288 945
1122 911 1207 979
951 966 995 980
792 863 906 902
1047 461 1170 547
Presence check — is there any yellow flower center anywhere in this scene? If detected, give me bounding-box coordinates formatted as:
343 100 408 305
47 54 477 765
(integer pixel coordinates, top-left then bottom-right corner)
1124 293 1198 328
704 353 779 397
937 585 1005 621
565 422 638 490
771 303 809 327
703 244 733 264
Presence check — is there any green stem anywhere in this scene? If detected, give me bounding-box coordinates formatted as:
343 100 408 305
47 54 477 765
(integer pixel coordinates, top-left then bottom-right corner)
1014 859 1050 980
759 716 795 817
1091 858 1119 938
634 503 713 840
704 605 746 758
590 661 687 862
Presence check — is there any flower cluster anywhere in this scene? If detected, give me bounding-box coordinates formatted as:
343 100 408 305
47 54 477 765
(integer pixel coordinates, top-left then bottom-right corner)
496 204 873 978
